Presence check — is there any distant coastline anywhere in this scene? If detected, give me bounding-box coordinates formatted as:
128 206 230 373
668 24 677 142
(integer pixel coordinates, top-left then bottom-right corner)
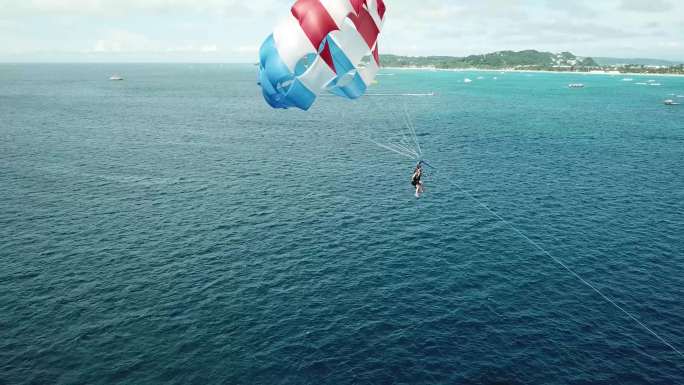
380 66 684 78
378 51 684 76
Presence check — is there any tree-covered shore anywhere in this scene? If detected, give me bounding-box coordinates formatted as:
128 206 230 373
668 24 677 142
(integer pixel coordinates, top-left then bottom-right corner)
379 50 684 75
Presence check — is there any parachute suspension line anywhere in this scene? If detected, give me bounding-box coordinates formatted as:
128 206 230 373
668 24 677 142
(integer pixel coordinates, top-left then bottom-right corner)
340 96 423 162
401 107 418 154
390 100 420 159
390 140 420 159
399 110 415 150
408 123 422 158
353 95 423 161
368 138 417 160
449 179 684 361
401 137 414 152
400 132 414 152
403 103 422 157
384 140 419 159
410 118 422 157
396 103 422 160
340 100 386 158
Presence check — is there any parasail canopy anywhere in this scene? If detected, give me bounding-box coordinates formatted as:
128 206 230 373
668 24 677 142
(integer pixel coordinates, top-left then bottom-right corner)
257 0 386 110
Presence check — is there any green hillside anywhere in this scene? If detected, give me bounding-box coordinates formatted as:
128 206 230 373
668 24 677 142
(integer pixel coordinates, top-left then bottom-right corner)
379 50 598 69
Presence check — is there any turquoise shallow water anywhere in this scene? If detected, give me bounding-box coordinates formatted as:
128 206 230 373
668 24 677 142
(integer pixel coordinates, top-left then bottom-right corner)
1 64 684 384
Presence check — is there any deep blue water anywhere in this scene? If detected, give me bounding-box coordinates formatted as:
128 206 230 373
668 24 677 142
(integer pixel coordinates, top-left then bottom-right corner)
1 64 683 384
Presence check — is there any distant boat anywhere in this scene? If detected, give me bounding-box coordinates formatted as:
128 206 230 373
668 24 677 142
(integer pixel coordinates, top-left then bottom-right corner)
109 75 124 81
464 78 473 83
649 83 662 86
664 99 680 105
493 77 498 80
568 83 584 88
621 78 633 82
635 82 648 85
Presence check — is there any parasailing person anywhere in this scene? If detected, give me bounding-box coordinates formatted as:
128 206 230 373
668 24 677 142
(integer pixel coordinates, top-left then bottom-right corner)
411 162 424 198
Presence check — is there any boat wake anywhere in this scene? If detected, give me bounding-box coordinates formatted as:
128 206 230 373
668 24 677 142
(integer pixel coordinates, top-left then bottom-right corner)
364 92 435 97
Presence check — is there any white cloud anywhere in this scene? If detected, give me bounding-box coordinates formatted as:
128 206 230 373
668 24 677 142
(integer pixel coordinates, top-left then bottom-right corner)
380 0 684 60
0 0 285 17
164 44 221 53
200 44 218 52
619 0 674 12
235 45 259 54
87 29 222 54
91 30 157 53
1 0 683 62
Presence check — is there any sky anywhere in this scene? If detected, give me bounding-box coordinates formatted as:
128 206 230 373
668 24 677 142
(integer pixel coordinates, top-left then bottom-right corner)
0 0 682 62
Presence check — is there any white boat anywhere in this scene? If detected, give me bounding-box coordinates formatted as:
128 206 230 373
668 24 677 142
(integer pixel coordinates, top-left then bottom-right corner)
622 78 633 81
649 83 662 86
464 78 473 83
635 82 647 85
568 83 585 88
664 99 681 105
109 75 124 81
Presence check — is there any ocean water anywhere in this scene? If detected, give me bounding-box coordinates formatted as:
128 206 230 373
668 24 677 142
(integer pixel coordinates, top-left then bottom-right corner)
1 64 683 384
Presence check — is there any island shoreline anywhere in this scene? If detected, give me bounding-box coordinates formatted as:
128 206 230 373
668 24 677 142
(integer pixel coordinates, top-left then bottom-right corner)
381 66 684 78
